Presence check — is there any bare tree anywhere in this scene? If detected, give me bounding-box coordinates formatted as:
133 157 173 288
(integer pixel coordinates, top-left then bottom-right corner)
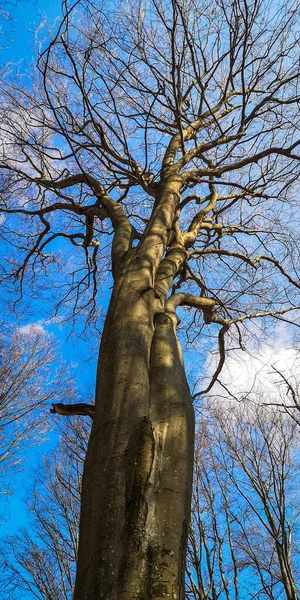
0 0 300 597
0 321 70 498
0 417 90 600
187 399 300 600
265 358 300 429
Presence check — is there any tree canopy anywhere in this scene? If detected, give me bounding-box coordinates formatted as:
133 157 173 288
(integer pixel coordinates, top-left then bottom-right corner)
0 0 299 350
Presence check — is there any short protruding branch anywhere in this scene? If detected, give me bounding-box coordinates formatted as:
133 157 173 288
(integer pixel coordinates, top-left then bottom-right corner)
50 403 95 419
165 292 230 335
165 293 216 322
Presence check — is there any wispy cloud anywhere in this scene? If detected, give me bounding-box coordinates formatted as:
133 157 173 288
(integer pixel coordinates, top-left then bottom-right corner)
17 323 46 336
206 323 299 403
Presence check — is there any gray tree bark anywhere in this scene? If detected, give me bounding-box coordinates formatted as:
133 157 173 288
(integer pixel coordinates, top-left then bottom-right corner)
73 266 194 600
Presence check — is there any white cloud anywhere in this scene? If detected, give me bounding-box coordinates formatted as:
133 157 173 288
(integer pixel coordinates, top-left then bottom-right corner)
206 324 300 404
17 323 46 336
16 315 64 338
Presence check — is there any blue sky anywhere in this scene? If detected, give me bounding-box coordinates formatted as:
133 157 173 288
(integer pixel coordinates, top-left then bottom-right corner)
1 0 63 62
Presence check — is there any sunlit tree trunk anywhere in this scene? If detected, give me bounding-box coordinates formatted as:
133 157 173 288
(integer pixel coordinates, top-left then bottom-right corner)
74 192 195 599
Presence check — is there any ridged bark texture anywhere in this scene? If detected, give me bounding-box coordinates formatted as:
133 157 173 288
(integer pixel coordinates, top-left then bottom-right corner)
73 277 194 600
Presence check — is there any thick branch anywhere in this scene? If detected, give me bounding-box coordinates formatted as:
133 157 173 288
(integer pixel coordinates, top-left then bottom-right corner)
183 182 219 247
161 91 241 176
154 244 188 301
50 403 95 419
165 293 216 320
177 128 244 172
36 173 133 276
136 177 183 285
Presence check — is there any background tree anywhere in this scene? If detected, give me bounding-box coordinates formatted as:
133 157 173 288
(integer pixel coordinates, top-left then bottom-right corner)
0 417 90 600
187 398 300 600
266 358 300 429
0 321 70 501
0 1 36 56
0 0 300 597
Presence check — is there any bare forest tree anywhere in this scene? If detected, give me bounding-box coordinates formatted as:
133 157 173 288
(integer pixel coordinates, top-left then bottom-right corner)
187 399 300 600
0 321 70 499
0 1 32 50
266 358 300 429
0 0 300 597
0 417 90 600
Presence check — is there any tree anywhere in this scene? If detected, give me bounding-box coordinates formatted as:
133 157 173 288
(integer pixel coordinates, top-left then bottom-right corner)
0 1 34 51
0 417 90 600
187 398 300 600
0 0 300 597
0 321 69 498
267 358 300 429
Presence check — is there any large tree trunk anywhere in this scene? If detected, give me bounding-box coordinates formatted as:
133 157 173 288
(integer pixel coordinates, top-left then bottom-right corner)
73 269 195 599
